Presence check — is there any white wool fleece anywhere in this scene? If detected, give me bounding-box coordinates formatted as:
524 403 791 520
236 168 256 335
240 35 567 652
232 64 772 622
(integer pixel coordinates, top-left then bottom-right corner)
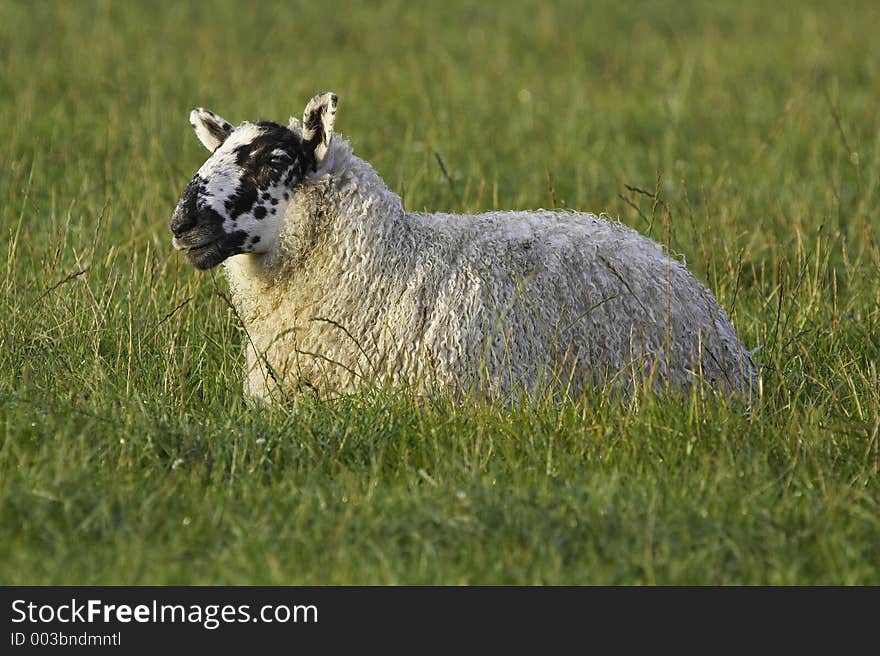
223 137 756 402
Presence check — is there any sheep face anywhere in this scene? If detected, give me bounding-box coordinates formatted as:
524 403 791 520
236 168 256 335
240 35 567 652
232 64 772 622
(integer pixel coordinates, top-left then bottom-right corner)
171 93 337 269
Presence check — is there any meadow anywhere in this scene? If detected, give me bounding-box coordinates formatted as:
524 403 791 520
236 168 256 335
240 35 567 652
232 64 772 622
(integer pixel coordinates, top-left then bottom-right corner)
0 0 877 584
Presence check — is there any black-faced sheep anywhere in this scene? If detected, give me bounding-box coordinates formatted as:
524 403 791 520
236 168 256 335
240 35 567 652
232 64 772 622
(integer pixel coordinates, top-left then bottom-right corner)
170 92 756 402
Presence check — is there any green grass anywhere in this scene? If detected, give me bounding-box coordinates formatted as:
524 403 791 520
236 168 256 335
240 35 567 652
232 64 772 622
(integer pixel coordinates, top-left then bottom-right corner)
1 0 878 584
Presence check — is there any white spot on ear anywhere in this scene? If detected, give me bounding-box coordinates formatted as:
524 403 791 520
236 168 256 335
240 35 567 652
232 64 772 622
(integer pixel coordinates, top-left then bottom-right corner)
302 92 337 165
190 108 235 152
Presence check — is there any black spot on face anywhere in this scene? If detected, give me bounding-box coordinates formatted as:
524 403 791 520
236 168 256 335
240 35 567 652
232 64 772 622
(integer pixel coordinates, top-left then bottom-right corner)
171 175 208 235
232 122 311 184
171 173 248 269
225 183 259 219
218 121 312 220
171 174 229 244
253 205 267 220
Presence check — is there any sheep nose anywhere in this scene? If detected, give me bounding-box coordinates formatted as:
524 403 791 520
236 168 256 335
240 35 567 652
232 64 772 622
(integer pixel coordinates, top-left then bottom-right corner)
170 208 197 238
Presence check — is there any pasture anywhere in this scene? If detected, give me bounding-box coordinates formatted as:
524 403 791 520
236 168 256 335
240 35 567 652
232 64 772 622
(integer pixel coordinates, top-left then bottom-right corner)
0 0 878 584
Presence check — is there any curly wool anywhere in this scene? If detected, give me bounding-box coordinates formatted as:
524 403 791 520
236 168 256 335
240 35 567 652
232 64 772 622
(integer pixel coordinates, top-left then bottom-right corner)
223 137 755 401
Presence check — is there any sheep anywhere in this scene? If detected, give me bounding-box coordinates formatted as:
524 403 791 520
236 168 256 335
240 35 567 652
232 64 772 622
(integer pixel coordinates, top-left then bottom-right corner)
170 92 756 402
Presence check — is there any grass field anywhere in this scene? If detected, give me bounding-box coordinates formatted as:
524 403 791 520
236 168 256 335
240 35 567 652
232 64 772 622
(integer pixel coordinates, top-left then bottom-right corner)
1 0 878 584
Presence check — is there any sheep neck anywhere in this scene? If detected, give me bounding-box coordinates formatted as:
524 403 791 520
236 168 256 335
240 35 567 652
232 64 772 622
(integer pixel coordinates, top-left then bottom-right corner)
222 138 405 325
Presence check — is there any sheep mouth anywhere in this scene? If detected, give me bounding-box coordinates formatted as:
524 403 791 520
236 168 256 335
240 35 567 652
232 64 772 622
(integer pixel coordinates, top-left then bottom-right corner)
185 242 214 254
180 230 250 270
184 241 226 270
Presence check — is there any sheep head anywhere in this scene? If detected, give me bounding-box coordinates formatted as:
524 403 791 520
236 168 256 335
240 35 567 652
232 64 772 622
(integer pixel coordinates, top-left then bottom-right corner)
170 92 338 269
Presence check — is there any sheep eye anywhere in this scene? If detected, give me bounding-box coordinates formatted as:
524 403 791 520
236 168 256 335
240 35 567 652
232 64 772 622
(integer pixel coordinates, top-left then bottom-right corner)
270 154 291 166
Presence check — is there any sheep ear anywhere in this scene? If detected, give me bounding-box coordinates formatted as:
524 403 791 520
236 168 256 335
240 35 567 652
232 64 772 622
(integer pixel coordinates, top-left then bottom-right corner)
301 92 337 166
288 116 302 131
189 108 235 151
